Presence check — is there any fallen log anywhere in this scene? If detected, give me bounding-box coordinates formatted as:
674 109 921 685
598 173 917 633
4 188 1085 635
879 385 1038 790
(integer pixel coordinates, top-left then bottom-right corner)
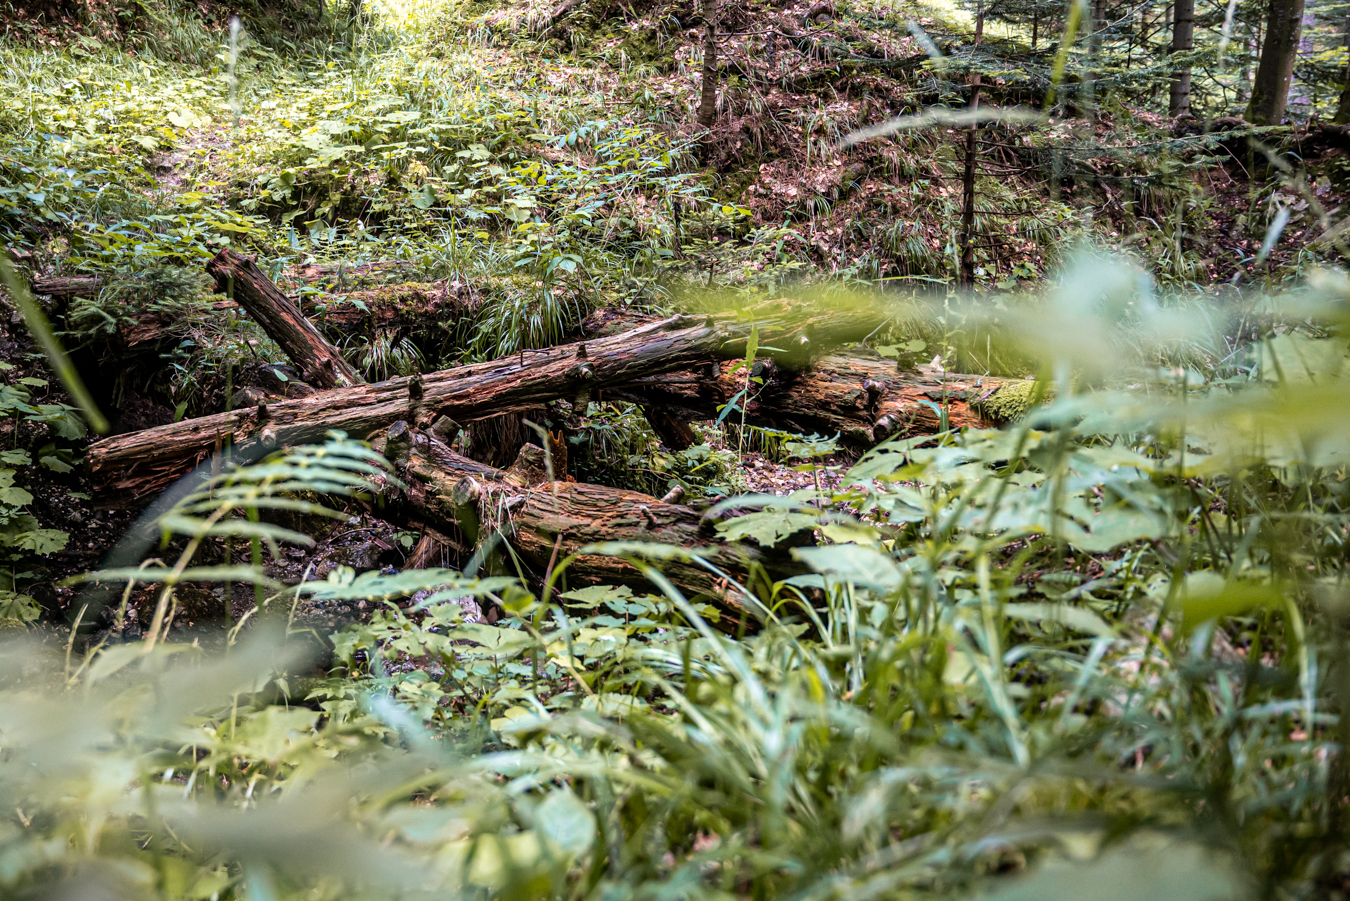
610 351 1028 448
61 283 466 352
30 275 103 300
87 300 881 504
307 282 472 333
378 423 799 630
206 248 364 389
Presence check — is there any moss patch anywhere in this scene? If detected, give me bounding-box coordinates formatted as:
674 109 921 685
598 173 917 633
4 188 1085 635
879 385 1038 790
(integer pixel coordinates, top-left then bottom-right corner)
973 379 1050 423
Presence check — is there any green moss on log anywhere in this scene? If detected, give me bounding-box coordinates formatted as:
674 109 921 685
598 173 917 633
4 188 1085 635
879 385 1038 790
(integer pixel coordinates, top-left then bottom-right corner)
973 379 1049 423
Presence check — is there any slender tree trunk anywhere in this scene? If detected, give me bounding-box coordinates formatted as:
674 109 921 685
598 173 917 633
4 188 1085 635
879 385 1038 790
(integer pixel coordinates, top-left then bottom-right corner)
1032 7 1039 48
959 6 984 288
1335 3 1350 122
1089 0 1106 120
1125 4 1136 68
1247 0 1306 125
696 0 720 157
1169 0 1195 116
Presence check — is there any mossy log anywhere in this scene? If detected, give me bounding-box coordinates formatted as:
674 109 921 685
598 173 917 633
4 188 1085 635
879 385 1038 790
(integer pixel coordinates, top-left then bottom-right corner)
34 271 469 352
378 423 798 631
307 282 470 332
610 352 1027 448
87 301 881 505
206 248 364 390
29 275 104 300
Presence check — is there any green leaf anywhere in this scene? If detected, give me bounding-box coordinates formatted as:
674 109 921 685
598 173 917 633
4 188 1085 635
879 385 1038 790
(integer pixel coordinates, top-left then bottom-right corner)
39 455 73 473
66 565 280 588
792 545 903 592
0 590 39 623
452 623 538 659
560 584 635 609
16 528 67 554
1168 573 1283 632
0 486 33 506
157 514 315 547
411 184 437 209
535 789 596 858
715 389 746 425
717 511 819 547
1001 602 1115 637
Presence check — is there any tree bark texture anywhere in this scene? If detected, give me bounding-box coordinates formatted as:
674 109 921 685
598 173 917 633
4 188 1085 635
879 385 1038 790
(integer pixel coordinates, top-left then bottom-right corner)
42 276 469 351
608 352 1018 449
1247 0 1306 125
959 8 984 288
1169 0 1195 116
87 302 882 504
1335 3 1350 123
378 424 801 630
29 275 103 300
696 0 720 153
206 248 364 390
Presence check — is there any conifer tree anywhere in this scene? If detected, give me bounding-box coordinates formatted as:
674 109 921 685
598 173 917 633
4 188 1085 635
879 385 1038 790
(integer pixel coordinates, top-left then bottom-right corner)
1169 0 1194 115
1248 0 1307 123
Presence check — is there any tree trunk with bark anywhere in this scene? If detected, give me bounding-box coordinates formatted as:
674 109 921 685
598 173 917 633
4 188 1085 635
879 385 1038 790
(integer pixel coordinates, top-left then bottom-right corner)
696 0 720 157
1335 3 1350 123
206 248 364 390
959 6 984 288
29 275 103 300
86 302 881 504
609 352 1020 449
1169 0 1195 116
1247 0 1306 125
377 423 803 630
40 275 469 351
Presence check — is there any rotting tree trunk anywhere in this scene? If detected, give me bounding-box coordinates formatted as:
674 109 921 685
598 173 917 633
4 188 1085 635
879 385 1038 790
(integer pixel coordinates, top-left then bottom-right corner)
378 423 801 631
1247 0 1306 125
43 277 470 350
1169 0 1194 116
206 248 364 390
30 275 103 300
609 351 1021 449
87 301 881 504
309 283 472 332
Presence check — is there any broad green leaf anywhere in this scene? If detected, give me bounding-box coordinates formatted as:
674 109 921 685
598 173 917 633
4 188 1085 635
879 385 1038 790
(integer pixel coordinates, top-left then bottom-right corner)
792 545 902 592
535 789 596 858
453 623 538 659
1168 573 1283 632
717 511 819 547
1001 602 1114 637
